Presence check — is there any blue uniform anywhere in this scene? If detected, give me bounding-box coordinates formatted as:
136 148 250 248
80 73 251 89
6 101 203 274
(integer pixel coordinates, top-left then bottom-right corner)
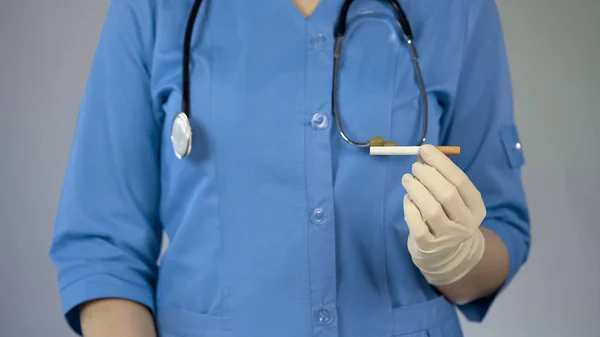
50 0 530 336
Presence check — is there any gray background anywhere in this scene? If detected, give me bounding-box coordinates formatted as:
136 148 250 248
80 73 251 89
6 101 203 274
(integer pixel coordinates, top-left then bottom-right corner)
1 0 598 336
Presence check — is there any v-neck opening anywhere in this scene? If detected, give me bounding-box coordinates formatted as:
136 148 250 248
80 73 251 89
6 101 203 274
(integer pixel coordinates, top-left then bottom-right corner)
288 0 328 21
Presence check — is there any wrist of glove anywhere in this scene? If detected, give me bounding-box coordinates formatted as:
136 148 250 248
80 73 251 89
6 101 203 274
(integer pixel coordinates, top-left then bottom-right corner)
402 145 487 286
407 224 485 286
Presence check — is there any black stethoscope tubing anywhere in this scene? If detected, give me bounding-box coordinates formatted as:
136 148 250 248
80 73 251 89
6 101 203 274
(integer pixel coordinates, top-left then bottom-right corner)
173 0 428 159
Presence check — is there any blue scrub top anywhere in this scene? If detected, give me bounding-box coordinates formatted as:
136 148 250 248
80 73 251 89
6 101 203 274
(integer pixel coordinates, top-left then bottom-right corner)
50 0 531 336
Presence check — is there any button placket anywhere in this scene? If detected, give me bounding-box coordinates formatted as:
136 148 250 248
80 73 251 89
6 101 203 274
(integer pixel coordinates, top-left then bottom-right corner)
304 20 338 337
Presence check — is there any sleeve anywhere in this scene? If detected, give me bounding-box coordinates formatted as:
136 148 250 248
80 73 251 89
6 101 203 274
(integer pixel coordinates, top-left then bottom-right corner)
48 1 161 335
439 0 531 322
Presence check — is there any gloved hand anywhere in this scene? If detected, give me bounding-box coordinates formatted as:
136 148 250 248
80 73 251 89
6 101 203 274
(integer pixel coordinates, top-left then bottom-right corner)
401 144 487 286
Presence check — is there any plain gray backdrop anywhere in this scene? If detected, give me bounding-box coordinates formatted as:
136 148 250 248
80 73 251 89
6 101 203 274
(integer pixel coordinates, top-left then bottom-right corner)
1 0 598 336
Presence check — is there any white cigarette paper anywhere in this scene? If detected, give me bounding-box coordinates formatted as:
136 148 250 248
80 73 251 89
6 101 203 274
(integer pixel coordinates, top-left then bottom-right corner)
369 146 460 156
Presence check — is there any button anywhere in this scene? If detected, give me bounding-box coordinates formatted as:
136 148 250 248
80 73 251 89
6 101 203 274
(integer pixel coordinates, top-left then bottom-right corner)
311 33 329 47
315 309 333 325
310 208 327 226
515 142 522 150
311 113 329 130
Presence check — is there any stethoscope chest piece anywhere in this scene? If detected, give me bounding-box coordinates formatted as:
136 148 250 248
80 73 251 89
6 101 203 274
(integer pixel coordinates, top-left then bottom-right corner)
171 112 192 159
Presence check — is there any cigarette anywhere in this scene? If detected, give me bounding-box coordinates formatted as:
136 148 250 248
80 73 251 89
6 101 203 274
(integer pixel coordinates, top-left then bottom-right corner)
369 146 460 156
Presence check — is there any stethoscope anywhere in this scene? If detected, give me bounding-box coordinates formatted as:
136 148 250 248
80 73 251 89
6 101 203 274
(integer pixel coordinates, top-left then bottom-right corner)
171 0 460 159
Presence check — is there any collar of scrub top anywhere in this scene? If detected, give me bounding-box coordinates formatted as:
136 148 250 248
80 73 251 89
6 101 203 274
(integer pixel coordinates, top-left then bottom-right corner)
171 0 460 159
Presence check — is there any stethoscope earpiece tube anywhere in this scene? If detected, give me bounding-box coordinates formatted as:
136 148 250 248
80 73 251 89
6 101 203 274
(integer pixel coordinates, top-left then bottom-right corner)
388 0 413 41
182 0 203 116
336 0 414 41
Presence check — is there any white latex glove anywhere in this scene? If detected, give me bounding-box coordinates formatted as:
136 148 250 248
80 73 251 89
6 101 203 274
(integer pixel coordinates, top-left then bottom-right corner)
401 144 487 286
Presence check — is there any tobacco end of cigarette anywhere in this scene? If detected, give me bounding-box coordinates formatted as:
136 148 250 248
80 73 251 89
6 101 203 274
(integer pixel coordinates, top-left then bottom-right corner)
435 146 460 155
